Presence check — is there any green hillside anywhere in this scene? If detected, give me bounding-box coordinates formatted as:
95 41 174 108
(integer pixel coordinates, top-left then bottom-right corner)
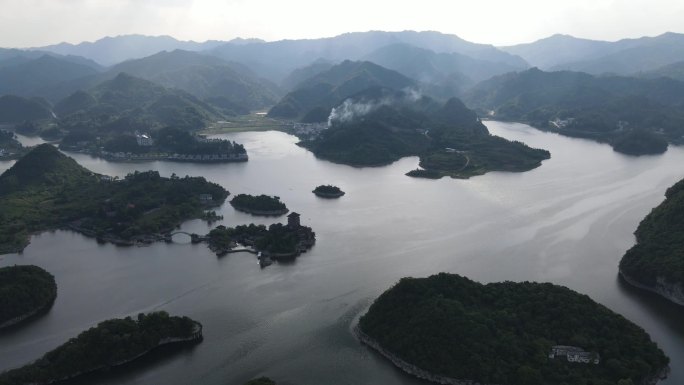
360 273 669 385
301 88 549 178
620 178 684 297
0 144 229 254
268 61 416 121
464 68 684 155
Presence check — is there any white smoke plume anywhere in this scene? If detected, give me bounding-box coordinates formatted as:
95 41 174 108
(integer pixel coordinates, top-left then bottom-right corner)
327 87 423 128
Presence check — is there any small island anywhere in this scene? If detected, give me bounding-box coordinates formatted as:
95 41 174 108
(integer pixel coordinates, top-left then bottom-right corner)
620 178 684 306
0 265 57 329
0 144 229 254
230 194 289 216
312 185 345 198
244 378 276 385
0 311 202 385
206 213 315 263
359 273 669 385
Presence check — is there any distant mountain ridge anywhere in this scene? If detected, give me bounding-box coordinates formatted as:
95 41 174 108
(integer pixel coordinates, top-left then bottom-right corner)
0 55 100 99
33 34 244 66
363 43 525 98
210 30 528 82
104 50 281 111
269 60 416 121
502 32 684 75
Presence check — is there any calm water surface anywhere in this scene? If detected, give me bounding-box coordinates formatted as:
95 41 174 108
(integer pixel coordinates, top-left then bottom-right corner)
1 122 683 385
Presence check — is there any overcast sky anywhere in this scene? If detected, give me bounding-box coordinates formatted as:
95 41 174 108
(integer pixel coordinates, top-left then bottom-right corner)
1 0 683 48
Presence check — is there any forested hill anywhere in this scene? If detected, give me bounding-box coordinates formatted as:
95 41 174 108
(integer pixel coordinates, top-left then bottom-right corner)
464 68 684 155
300 88 549 178
359 273 669 385
105 50 281 112
0 144 229 254
56 72 223 132
620 177 684 304
268 61 415 121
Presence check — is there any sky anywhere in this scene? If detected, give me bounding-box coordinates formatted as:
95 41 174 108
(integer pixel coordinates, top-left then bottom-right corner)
1 0 684 48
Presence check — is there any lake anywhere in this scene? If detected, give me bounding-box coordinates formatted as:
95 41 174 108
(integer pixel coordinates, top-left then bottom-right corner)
1 121 683 385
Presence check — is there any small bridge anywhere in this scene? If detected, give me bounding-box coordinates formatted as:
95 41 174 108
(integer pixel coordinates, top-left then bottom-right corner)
164 232 205 244
168 231 195 237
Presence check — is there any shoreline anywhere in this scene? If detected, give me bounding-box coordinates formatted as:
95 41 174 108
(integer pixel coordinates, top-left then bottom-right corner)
354 325 496 385
6 322 204 385
0 293 57 330
355 323 669 385
312 191 345 198
230 205 289 216
619 269 684 306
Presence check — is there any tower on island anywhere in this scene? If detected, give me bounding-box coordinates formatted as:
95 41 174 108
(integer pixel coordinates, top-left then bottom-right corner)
287 212 301 228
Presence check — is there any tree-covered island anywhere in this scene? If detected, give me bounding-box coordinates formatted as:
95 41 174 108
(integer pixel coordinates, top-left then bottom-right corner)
230 194 289 216
312 185 345 198
0 265 57 329
0 311 202 385
620 178 684 306
0 144 229 254
206 215 315 260
359 273 669 385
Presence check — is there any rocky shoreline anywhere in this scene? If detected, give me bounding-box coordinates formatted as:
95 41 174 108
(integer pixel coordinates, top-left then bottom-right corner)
312 191 345 198
0 294 56 330
355 323 670 385
619 269 684 306
230 205 289 216
354 326 497 385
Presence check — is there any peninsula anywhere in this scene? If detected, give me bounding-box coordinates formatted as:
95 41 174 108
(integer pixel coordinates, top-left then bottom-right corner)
312 185 345 198
463 68 684 156
0 311 202 385
299 89 549 179
0 144 229 254
620 178 684 306
0 265 57 329
230 194 289 216
359 273 669 385
61 127 248 163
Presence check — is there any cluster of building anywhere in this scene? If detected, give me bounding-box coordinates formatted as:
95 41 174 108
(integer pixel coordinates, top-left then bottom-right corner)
289 122 327 139
99 151 248 162
548 345 600 364
135 132 154 147
549 118 576 129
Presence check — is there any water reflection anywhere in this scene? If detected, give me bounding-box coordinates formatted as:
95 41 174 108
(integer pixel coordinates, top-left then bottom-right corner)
0 123 683 384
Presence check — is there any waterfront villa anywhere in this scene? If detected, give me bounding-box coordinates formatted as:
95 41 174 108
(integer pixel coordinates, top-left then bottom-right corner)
548 345 600 364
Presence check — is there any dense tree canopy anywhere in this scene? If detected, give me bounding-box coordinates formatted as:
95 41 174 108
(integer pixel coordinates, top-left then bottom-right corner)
0 312 199 385
360 273 669 385
230 194 288 215
0 144 229 253
620 177 684 288
0 265 57 327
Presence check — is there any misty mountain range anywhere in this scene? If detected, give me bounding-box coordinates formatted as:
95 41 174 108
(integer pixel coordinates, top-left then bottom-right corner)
3 29 684 157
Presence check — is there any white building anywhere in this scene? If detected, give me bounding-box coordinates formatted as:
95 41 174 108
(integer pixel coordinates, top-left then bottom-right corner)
135 133 154 146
